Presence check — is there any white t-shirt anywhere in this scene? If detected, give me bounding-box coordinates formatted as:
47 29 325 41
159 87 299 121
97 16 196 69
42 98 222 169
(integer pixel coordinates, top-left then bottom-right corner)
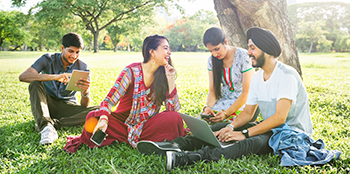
246 61 313 135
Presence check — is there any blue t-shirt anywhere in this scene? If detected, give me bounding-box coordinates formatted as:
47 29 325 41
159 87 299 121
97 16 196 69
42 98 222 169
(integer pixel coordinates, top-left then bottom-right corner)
31 53 90 103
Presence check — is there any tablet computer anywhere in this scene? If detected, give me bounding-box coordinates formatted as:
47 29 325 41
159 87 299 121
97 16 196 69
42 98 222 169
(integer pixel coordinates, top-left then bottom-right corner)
66 70 90 91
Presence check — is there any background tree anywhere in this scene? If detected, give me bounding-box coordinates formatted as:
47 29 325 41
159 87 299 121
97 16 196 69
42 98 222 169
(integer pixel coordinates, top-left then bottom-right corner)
106 14 149 52
35 0 169 53
0 10 32 50
214 0 302 77
164 10 218 52
295 20 332 53
288 2 350 52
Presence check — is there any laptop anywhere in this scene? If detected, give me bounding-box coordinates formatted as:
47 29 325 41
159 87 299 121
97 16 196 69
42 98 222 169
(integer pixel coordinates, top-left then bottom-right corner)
179 113 236 148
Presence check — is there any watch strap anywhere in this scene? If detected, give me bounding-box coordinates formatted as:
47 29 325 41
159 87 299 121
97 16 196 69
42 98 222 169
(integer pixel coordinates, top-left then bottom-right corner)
242 129 249 138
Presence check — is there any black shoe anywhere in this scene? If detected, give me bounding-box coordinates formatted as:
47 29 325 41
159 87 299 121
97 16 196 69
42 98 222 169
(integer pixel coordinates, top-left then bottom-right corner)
166 151 202 170
137 140 181 157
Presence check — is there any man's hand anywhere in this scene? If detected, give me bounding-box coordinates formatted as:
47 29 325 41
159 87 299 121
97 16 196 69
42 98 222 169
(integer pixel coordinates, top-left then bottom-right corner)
75 77 90 93
214 126 246 142
54 73 71 85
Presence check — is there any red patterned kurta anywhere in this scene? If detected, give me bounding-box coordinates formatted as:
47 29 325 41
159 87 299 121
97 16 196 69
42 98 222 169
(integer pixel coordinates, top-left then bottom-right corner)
64 63 185 153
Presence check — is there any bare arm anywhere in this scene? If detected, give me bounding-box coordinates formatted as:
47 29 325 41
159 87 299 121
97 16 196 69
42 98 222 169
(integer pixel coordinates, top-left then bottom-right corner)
247 99 291 137
19 67 70 84
210 69 255 122
164 64 176 93
76 77 91 107
216 99 292 142
19 67 91 107
203 70 218 115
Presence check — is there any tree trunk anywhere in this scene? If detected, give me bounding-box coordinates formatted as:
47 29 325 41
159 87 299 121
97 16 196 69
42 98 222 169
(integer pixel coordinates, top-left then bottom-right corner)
41 35 44 51
114 44 118 52
89 34 93 52
0 38 3 48
214 0 302 77
110 37 118 52
93 31 99 53
308 39 313 53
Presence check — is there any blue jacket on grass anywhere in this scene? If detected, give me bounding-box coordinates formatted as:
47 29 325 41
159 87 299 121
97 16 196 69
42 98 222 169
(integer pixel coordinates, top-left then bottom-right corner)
269 124 341 166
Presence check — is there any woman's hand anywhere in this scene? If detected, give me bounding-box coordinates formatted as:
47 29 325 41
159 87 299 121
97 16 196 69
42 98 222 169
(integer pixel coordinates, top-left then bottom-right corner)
93 115 108 133
164 64 176 77
164 64 176 93
203 107 215 116
209 110 227 123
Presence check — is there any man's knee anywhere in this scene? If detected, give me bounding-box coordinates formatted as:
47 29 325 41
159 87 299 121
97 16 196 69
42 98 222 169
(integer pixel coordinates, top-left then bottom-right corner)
28 81 43 91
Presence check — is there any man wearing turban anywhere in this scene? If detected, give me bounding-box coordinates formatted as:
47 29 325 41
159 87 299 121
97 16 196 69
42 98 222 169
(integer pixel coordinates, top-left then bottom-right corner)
137 27 318 170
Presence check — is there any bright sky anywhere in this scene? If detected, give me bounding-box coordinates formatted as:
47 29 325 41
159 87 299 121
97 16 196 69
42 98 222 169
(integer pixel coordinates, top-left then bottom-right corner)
1 0 349 15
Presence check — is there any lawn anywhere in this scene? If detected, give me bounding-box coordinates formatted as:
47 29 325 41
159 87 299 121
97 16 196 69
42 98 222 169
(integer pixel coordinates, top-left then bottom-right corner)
0 51 349 173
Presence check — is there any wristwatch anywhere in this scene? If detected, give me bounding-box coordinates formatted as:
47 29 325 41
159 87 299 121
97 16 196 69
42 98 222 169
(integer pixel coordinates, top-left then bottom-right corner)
226 124 234 131
242 129 249 138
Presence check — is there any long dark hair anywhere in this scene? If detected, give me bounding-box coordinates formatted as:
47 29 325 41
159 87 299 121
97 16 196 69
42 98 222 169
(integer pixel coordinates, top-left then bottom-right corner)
203 27 226 99
142 35 173 106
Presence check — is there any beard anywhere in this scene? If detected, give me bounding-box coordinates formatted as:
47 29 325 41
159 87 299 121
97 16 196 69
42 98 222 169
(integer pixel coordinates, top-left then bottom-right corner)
62 54 73 65
250 52 265 68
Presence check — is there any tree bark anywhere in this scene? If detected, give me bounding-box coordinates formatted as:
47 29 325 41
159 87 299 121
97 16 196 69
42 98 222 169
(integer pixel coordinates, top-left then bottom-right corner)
308 39 313 53
89 34 93 52
41 35 44 51
214 0 302 77
114 44 118 52
93 31 99 53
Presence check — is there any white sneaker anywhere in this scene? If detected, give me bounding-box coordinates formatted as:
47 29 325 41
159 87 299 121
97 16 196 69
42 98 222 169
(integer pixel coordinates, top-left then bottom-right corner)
39 124 58 145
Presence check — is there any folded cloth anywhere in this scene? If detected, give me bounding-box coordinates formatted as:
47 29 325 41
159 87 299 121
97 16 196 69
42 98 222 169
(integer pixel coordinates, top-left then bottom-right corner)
269 124 342 166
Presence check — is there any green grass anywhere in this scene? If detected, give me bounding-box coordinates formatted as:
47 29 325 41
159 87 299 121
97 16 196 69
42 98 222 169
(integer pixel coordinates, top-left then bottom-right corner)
1 51 349 173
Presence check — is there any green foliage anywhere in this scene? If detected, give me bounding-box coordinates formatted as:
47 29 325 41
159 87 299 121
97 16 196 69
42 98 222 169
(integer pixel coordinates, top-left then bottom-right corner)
34 0 168 52
295 20 331 53
288 2 350 52
0 51 349 173
164 10 218 52
0 10 32 49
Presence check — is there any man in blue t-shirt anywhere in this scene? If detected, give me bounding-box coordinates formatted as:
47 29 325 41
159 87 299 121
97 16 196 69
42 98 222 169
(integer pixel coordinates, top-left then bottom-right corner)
19 33 98 145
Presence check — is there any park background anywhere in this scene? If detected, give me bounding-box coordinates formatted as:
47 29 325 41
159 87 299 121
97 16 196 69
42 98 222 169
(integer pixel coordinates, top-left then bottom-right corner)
1 0 350 173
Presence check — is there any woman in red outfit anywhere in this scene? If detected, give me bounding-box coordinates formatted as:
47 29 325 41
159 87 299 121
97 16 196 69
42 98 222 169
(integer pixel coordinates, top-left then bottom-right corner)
64 35 186 153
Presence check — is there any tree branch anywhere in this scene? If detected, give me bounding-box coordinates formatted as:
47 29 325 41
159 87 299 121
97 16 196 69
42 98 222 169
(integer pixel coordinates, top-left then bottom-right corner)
100 0 153 31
